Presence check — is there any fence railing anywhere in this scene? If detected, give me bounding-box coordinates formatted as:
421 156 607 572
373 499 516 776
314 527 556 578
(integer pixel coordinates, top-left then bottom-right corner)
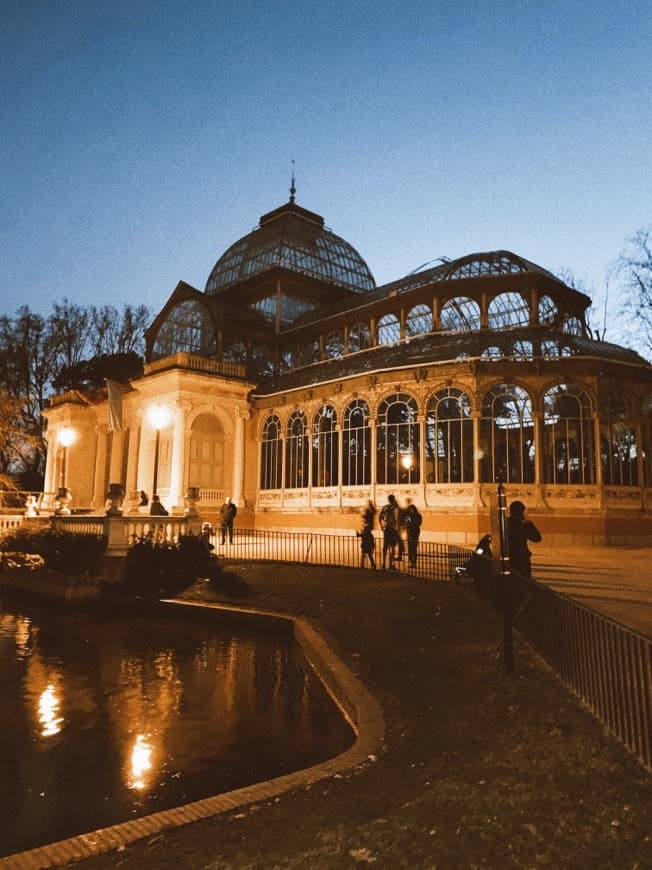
211 527 470 583
510 573 652 772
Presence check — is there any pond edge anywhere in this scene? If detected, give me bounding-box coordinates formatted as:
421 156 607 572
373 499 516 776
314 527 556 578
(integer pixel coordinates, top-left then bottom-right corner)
1 599 385 870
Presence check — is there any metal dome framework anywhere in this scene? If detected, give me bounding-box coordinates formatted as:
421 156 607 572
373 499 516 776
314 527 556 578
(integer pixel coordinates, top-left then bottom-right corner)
205 202 375 296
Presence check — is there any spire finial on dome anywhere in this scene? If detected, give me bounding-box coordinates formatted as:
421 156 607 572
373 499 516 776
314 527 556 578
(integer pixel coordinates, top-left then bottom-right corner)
289 159 296 204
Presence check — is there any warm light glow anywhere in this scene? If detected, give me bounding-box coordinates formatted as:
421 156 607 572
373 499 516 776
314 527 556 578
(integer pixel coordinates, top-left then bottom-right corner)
400 452 414 470
58 427 77 448
147 403 173 430
129 734 153 790
38 684 63 737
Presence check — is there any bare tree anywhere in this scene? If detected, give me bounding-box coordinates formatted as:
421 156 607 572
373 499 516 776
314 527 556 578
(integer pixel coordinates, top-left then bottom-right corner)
90 304 149 356
618 227 652 358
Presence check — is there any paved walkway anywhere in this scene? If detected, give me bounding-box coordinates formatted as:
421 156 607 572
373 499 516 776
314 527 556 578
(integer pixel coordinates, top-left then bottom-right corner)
532 545 651 639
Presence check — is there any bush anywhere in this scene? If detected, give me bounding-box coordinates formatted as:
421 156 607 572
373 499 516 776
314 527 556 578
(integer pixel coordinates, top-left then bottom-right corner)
125 532 219 598
0 527 107 575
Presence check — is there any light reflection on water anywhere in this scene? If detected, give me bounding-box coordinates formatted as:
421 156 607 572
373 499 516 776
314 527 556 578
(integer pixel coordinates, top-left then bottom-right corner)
0 597 354 857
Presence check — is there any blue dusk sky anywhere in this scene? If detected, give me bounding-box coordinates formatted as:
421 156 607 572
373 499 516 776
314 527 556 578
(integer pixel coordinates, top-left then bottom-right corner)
2 1 651 349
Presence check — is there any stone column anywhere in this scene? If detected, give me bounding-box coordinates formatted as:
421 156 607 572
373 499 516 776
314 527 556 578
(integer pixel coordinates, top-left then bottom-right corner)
533 412 543 486
168 401 191 513
92 426 109 510
125 417 142 506
233 407 250 507
42 429 59 504
370 412 378 502
108 429 125 486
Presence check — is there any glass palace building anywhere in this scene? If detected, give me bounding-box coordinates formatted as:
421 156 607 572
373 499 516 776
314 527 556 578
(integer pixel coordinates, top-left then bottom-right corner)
43 193 652 545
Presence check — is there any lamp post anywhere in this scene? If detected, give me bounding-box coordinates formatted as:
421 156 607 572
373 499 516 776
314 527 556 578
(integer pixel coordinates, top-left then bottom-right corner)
56 427 77 515
147 404 172 498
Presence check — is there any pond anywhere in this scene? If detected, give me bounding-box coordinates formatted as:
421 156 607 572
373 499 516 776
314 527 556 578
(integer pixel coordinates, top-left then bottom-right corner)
0 595 354 857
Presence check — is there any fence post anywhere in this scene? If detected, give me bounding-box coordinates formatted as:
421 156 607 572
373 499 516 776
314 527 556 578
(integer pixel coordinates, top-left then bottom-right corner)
497 482 513 675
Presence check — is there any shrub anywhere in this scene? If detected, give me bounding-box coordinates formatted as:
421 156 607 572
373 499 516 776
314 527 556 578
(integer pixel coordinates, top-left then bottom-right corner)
0 527 107 575
125 532 219 598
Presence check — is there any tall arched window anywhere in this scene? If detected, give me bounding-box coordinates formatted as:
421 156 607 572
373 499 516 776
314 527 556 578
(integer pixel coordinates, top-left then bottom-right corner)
376 393 420 484
488 292 530 329
425 388 473 483
348 322 371 353
542 385 595 484
440 297 481 331
260 415 282 490
406 303 432 337
600 396 638 485
564 316 584 336
151 300 217 360
377 314 400 345
538 295 558 324
312 405 338 486
480 384 534 483
343 400 371 486
285 411 309 489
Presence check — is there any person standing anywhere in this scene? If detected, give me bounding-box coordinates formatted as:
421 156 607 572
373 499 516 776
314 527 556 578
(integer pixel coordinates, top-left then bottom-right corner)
358 500 377 569
404 502 422 569
220 496 237 545
379 494 400 570
507 501 541 578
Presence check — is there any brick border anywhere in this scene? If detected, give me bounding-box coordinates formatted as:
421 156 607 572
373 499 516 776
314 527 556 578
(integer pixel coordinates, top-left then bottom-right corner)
1 601 385 869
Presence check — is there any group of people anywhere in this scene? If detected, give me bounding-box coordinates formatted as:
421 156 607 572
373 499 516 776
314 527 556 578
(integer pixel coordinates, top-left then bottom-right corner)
138 490 238 545
357 495 423 571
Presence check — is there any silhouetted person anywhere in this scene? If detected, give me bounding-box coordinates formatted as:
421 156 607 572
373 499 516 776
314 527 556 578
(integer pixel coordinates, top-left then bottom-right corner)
150 494 169 516
220 496 237 544
361 500 376 531
404 502 422 569
139 490 149 507
507 501 541 578
379 494 400 570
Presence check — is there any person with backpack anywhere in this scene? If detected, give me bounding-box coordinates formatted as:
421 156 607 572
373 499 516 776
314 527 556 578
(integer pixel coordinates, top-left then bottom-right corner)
404 502 422 569
379 494 400 570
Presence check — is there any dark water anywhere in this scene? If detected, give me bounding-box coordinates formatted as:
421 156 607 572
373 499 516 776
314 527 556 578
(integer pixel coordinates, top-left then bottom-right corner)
0 596 354 857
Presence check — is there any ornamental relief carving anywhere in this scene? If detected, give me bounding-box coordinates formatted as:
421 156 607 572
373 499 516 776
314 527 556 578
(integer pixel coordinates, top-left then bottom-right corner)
544 488 598 500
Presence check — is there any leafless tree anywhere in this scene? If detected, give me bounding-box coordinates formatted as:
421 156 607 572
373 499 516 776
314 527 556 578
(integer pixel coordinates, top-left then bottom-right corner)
618 227 652 358
89 304 149 356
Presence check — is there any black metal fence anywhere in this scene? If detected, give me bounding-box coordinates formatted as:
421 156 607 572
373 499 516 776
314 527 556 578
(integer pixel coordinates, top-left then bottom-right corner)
510 573 652 772
211 527 470 583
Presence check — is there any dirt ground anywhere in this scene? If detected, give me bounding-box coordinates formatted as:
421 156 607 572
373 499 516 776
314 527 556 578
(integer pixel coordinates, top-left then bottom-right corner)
70 560 651 870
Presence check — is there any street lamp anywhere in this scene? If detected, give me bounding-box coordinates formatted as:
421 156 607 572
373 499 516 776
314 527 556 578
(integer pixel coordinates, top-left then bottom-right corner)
147 404 172 498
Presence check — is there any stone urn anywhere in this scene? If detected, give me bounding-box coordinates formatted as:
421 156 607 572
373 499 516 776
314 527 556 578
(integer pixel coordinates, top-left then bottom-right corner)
184 486 200 517
24 495 39 517
105 483 126 516
55 487 73 516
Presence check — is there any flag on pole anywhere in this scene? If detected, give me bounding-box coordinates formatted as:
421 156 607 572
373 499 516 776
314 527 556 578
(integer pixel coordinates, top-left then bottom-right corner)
106 380 123 432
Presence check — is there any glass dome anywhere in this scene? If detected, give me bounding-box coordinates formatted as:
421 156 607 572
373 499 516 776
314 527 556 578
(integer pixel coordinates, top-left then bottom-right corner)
205 201 375 295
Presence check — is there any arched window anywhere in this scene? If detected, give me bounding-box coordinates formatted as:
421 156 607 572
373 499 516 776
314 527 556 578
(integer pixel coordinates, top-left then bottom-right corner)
188 413 224 494
285 411 309 489
538 295 558 324
480 384 534 483
312 405 338 486
324 331 344 359
541 340 560 359
488 292 530 329
600 396 638 485
406 303 432 337
260 415 282 490
425 388 473 483
512 341 533 360
564 315 584 336
481 346 503 360
348 322 371 353
343 400 370 486
542 385 595 484
377 314 400 345
376 393 420 485
440 297 481 331
152 300 217 360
